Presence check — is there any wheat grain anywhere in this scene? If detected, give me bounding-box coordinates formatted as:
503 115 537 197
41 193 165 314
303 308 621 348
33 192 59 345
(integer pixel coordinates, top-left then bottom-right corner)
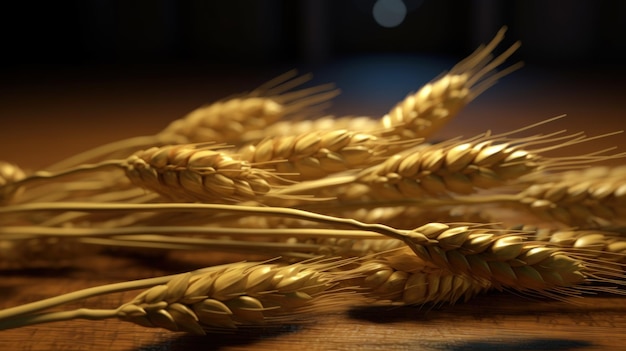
379 27 521 140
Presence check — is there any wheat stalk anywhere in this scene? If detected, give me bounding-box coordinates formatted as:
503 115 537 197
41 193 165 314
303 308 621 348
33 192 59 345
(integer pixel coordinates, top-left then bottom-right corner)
229 205 492 233
0 202 431 249
379 27 521 140
0 225 389 264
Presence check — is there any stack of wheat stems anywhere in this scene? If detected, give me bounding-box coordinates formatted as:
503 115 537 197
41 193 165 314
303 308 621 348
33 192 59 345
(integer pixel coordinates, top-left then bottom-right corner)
1 27 626 335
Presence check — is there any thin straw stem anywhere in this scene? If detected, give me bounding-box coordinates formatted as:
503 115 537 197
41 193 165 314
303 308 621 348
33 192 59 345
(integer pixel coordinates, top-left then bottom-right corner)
0 309 118 330
0 202 426 245
0 226 384 240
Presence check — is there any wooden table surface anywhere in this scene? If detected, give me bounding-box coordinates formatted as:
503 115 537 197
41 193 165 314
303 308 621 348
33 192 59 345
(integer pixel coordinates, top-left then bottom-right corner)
1 64 626 350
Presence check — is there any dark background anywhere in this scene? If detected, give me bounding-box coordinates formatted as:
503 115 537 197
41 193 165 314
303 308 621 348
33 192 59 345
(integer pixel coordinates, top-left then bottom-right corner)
1 0 625 168
1 0 625 67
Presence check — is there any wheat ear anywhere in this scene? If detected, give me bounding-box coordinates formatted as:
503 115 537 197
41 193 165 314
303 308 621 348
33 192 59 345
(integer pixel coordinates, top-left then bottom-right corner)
4 145 282 204
399 223 593 293
0 260 361 333
124 144 279 203
355 260 492 305
238 129 422 181
534 228 626 265
518 166 626 227
379 27 521 140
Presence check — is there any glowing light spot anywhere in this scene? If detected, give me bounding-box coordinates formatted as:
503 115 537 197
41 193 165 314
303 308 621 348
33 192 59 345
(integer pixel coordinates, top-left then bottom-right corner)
373 0 407 28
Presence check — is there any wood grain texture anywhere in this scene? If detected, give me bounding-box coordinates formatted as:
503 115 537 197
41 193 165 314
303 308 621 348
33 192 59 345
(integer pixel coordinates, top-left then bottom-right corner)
1 66 625 350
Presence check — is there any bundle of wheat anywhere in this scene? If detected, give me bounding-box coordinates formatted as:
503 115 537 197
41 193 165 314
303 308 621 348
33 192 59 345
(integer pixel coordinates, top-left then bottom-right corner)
1 28 625 339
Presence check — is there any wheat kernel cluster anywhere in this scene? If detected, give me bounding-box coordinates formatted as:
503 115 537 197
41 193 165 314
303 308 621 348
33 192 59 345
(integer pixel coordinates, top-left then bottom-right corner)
0 28 625 337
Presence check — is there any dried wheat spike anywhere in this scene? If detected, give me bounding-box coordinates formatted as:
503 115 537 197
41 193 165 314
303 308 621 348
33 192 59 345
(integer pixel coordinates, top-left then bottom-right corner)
379 27 520 140
117 261 353 333
401 223 590 293
519 166 626 227
124 145 275 203
356 136 541 199
239 129 421 181
0 161 25 203
160 71 339 146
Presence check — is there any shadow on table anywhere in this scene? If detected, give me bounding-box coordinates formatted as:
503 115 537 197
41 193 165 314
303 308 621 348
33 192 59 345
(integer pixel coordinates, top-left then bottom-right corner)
136 324 302 351
436 338 592 351
347 291 626 324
